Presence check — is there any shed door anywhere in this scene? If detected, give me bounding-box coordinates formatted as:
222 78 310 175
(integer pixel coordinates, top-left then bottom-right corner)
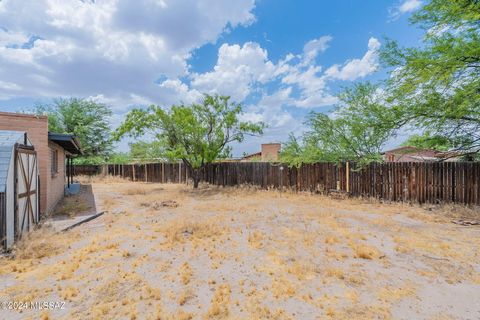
15 146 39 239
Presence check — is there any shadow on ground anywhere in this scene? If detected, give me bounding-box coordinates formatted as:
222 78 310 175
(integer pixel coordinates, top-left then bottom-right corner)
50 183 97 221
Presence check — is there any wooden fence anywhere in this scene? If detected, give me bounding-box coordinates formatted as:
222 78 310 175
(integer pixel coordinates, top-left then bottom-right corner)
74 163 188 183
73 162 480 206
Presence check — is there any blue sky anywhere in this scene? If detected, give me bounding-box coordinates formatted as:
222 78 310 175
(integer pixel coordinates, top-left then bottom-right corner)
0 0 424 156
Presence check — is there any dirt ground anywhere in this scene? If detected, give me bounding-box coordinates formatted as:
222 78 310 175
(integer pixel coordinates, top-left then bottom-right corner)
1 178 480 320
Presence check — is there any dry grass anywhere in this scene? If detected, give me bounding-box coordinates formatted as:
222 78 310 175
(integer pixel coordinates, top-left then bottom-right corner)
378 283 416 303
271 276 296 299
53 197 91 217
179 262 193 285
351 244 382 260
1 181 478 320
177 288 194 306
161 220 224 245
393 230 460 259
121 185 148 195
100 195 118 211
324 267 345 280
10 226 72 260
424 204 480 221
206 284 231 318
248 230 265 249
76 174 130 184
325 235 340 244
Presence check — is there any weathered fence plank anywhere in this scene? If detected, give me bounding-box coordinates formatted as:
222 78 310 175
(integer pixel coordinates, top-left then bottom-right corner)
74 162 480 206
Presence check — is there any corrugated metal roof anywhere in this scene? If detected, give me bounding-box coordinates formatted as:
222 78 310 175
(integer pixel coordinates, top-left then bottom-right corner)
0 130 25 193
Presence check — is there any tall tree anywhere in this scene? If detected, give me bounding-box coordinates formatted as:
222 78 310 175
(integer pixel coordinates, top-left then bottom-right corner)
402 132 454 151
381 0 480 156
37 98 113 157
129 141 164 161
115 94 264 188
281 83 398 166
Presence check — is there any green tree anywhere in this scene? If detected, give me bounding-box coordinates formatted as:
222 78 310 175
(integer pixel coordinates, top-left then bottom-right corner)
402 132 454 151
115 94 264 188
281 83 398 166
108 152 132 164
280 134 324 167
381 0 480 156
73 152 131 165
129 141 164 162
37 98 113 158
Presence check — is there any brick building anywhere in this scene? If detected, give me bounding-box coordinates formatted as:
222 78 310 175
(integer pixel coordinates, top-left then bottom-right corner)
0 112 81 215
242 143 281 162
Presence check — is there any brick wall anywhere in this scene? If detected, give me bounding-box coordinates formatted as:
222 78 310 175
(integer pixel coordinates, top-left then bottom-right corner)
261 143 281 161
47 141 66 213
0 112 49 215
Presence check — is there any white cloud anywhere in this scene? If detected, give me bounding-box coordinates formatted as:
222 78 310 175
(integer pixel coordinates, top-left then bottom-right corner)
190 42 276 101
242 87 294 127
158 79 203 105
0 1 383 155
0 29 29 47
236 87 304 156
273 37 378 108
302 35 332 64
324 37 380 81
0 80 21 91
294 94 338 109
0 0 256 108
168 35 379 122
280 64 338 108
389 0 422 20
399 0 422 13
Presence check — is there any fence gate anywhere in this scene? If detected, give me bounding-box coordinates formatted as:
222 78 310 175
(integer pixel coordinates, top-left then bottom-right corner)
14 145 39 239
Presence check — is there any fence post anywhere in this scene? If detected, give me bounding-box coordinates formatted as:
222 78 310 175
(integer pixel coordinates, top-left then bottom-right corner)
75 161 478 206
336 164 340 191
162 163 165 183
346 162 350 193
279 165 284 192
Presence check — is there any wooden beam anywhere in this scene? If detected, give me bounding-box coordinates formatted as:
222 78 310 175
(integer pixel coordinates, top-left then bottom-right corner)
61 212 105 232
18 190 36 199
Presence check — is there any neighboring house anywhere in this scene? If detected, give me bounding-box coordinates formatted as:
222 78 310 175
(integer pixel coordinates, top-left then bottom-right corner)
0 112 82 216
242 143 281 162
383 146 463 162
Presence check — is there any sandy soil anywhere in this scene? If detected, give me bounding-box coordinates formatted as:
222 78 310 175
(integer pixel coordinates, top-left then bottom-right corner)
1 179 479 320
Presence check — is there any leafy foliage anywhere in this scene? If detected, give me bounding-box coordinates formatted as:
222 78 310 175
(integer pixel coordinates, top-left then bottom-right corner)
401 132 454 151
281 83 397 166
284 1 480 165
72 153 131 165
129 141 164 162
37 98 113 158
115 94 264 187
381 0 480 156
